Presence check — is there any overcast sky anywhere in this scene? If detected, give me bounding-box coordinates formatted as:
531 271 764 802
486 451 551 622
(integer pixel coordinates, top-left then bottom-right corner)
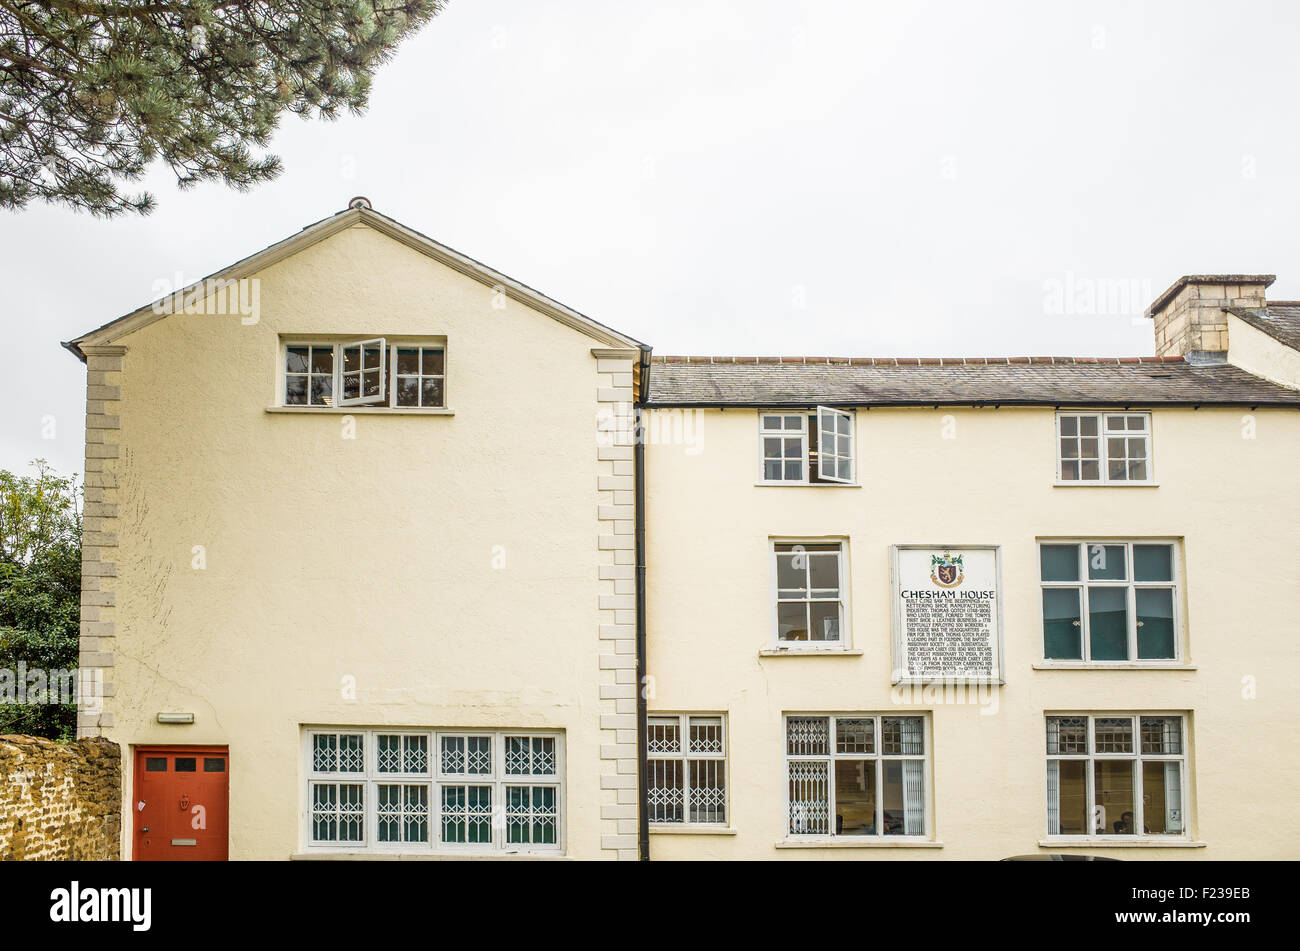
3 0 1299 478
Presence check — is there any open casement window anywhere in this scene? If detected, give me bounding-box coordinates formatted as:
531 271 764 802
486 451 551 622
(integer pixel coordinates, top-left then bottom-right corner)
758 408 856 483
815 406 854 483
338 338 387 406
283 341 447 410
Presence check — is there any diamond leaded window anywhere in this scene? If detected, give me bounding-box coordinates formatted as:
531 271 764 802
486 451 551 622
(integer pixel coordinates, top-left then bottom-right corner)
647 714 727 825
305 729 561 852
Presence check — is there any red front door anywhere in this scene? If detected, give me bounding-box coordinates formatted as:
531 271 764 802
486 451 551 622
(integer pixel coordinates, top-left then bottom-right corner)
133 746 229 860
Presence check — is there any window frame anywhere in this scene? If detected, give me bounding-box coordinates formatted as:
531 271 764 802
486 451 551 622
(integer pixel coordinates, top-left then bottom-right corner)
783 713 931 840
1044 713 1189 840
390 344 447 409
280 339 448 411
301 727 564 854
770 538 852 652
815 406 855 483
646 713 729 827
1055 411 1154 485
1038 540 1182 665
338 337 388 407
758 413 808 483
756 408 858 485
283 342 338 408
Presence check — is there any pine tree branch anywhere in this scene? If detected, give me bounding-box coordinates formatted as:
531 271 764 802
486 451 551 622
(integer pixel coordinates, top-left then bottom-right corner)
1 0 444 215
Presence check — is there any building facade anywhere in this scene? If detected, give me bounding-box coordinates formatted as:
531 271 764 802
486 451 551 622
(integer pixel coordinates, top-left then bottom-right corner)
641 278 1300 859
66 207 1300 861
65 201 644 860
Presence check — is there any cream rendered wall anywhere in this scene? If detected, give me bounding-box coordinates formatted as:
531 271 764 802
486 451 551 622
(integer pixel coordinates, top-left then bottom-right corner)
88 223 624 859
1228 313 1300 390
644 404 1300 860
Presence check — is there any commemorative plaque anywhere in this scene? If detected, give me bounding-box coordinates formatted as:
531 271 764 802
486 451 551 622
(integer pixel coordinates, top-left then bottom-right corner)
890 545 1004 684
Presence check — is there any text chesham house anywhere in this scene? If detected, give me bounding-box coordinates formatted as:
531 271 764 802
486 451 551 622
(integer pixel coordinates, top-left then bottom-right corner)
62 200 1300 859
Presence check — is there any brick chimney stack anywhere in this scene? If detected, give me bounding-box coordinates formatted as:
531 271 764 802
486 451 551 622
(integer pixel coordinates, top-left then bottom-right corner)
1145 275 1275 360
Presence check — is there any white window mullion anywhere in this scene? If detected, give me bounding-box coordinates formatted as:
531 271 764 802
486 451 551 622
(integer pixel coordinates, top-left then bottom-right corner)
1166 761 1184 835
874 757 884 839
1127 563 1139 661
332 344 343 408
681 748 693 825
826 740 836 836
1080 547 1092 661
1128 543 1140 661
495 732 505 851
682 715 694 824
1046 760 1061 835
1131 759 1142 837
1102 413 1114 477
388 344 398 406
1086 717 1096 835
838 553 848 647
802 552 813 643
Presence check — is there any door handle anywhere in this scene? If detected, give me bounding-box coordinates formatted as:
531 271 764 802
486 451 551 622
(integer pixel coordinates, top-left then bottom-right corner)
141 827 150 833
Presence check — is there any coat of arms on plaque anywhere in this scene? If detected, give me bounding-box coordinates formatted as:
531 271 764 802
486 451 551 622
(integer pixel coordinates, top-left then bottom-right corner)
930 551 964 588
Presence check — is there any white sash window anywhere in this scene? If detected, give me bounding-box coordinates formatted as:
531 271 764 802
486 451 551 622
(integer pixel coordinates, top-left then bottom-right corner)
773 541 849 649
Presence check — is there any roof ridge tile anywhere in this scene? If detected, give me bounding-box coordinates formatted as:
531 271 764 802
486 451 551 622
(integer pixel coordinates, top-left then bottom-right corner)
649 354 1193 365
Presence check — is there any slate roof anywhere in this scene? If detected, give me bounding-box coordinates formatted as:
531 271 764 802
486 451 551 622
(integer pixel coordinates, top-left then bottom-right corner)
1228 305 1300 352
643 355 1300 407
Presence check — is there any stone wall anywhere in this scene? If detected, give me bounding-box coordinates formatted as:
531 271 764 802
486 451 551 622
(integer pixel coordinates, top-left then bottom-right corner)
0 735 121 860
593 347 642 859
1150 277 1270 357
78 344 124 738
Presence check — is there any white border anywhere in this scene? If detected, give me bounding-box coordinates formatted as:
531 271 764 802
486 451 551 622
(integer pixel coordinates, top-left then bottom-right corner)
299 726 566 856
889 544 1005 685
769 537 853 652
